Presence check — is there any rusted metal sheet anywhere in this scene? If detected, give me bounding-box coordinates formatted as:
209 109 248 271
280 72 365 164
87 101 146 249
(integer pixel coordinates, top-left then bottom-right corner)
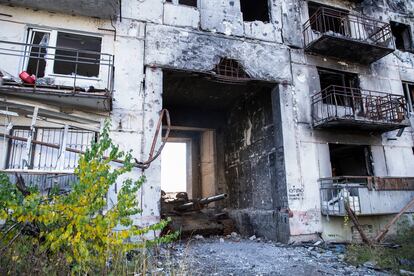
374 177 414 191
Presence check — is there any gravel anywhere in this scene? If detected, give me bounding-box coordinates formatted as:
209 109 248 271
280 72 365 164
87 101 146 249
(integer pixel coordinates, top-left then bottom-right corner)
158 236 391 276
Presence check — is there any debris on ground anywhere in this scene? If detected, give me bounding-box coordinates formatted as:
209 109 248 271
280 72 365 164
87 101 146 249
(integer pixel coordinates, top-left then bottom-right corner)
157 236 391 275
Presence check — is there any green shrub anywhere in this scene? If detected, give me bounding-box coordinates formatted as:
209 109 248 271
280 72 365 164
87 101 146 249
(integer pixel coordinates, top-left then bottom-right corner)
0 123 177 274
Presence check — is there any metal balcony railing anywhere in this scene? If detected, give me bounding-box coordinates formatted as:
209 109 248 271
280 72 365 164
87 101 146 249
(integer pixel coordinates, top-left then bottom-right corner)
303 7 393 49
319 176 414 216
1 170 78 194
0 40 114 94
320 177 367 216
311 85 408 129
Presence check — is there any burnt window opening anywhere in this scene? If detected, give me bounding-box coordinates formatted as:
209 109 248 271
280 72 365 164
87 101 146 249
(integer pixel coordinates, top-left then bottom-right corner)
390 21 413 52
240 0 270 23
402 81 414 112
329 144 373 177
308 2 349 35
53 32 102 78
318 68 360 107
26 30 50 78
211 58 250 84
165 0 197 7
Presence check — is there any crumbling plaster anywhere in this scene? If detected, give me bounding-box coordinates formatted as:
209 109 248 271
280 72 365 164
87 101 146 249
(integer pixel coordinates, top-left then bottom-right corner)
0 0 118 19
144 24 291 83
280 0 414 242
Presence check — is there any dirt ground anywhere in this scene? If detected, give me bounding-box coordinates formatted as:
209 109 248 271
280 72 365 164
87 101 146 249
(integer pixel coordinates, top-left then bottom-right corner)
158 235 390 276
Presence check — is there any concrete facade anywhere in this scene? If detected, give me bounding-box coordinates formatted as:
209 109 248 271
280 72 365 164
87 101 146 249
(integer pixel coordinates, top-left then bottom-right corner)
0 0 413 243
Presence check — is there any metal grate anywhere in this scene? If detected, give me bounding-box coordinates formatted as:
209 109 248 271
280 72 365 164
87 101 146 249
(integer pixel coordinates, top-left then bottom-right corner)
211 58 251 84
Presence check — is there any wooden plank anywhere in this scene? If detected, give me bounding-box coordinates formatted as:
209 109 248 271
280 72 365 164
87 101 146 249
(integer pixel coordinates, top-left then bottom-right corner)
345 201 373 245
375 197 414 243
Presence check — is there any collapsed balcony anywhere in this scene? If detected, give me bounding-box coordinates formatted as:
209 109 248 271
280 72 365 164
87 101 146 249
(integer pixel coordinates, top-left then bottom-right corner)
320 176 414 216
0 39 114 112
303 7 395 64
311 85 410 132
0 0 119 19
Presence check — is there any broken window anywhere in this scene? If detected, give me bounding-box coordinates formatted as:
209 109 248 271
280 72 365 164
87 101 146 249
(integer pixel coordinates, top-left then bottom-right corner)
318 68 360 106
308 2 349 35
165 0 197 7
402 81 414 112
7 127 96 170
390 21 413 52
26 30 50 78
240 0 270 22
329 144 373 177
53 32 102 77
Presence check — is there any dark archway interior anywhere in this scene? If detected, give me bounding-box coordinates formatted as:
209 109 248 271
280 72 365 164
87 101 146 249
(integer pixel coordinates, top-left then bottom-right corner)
162 69 281 239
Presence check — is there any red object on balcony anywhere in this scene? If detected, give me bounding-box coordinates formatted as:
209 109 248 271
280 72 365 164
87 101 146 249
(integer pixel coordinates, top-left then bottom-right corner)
19 71 36 84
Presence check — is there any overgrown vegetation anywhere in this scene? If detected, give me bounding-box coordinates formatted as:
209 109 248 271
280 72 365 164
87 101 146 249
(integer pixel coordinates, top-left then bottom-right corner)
345 223 414 273
0 123 177 274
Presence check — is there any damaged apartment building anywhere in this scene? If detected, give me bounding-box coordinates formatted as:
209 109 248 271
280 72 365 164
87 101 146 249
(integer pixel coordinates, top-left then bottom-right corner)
0 0 414 243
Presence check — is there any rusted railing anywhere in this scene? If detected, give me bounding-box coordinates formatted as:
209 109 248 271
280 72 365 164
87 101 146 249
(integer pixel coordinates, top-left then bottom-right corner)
303 7 393 48
0 40 114 93
312 85 407 127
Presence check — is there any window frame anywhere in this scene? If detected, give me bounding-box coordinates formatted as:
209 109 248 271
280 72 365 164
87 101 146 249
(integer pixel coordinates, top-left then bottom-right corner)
23 28 104 80
317 67 361 107
307 2 350 36
402 81 414 113
390 21 414 53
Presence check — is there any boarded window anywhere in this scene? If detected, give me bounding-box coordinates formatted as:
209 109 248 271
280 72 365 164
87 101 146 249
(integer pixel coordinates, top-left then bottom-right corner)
240 0 270 22
390 21 413 52
53 32 102 77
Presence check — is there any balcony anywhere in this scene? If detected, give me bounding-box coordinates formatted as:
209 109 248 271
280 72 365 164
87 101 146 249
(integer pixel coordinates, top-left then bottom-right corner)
0 0 119 19
0 170 77 194
303 7 395 64
320 176 414 216
311 86 410 132
0 40 114 112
